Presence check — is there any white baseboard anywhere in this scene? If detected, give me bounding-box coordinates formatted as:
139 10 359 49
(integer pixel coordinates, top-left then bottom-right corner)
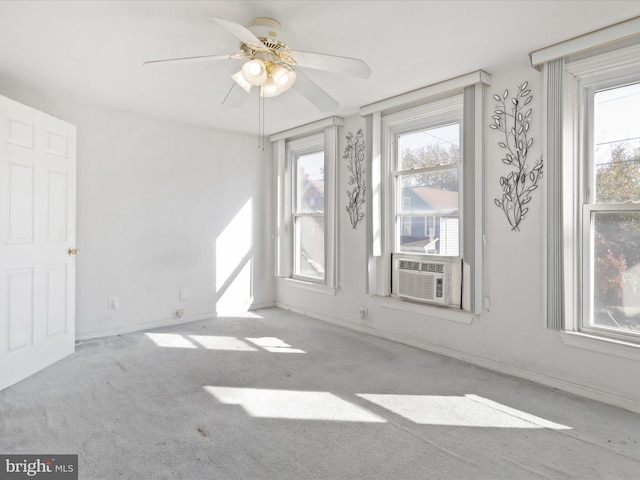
76 300 276 341
250 301 277 310
75 311 219 341
276 302 640 415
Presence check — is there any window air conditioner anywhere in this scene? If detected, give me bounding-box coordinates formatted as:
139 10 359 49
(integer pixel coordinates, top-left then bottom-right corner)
395 258 450 305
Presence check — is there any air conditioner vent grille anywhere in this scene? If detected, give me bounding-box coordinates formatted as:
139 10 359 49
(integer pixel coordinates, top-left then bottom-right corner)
399 270 437 300
420 263 444 273
399 260 420 271
395 258 448 304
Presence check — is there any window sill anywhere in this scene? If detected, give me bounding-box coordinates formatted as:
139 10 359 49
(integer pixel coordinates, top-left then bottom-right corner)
378 296 475 325
282 278 337 296
560 331 640 362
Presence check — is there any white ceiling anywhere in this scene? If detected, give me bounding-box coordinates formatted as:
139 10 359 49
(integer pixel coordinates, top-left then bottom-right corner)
1 1 639 136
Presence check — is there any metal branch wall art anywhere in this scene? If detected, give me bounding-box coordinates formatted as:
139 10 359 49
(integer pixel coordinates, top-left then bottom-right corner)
490 81 543 231
344 129 366 229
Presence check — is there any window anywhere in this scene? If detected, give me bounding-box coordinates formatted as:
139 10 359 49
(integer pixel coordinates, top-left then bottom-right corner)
425 216 435 237
533 17 640 345
362 71 489 314
401 216 411 235
272 117 342 291
583 81 640 340
293 149 325 280
393 119 461 257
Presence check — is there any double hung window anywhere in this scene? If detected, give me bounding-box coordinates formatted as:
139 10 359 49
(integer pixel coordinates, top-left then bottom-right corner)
362 71 489 314
293 147 325 281
272 117 341 291
582 79 640 340
392 115 462 257
534 18 640 345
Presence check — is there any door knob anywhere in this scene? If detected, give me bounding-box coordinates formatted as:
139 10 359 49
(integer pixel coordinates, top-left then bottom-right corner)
68 248 80 256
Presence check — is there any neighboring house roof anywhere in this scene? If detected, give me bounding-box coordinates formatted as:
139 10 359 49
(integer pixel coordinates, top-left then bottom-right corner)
306 178 324 195
409 186 458 210
309 178 324 194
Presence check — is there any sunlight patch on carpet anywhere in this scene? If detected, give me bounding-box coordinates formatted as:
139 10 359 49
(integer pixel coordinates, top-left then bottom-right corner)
205 386 385 422
357 393 571 429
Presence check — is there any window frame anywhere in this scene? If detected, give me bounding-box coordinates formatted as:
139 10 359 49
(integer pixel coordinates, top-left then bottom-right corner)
388 105 463 259
579 76 640 342
272 116 342 292
361 70 489 315
535 23 640 348
290 137 325 283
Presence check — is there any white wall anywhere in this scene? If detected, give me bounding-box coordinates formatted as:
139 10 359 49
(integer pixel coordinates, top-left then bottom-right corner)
276 61 640 413
0 92 275 338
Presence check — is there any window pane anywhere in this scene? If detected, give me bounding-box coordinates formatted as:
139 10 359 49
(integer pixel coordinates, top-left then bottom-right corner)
294 216 324 280
296 151 324 213
398 123 460 170
398 214 459 256
398 170 459 213
594 83 640 204
591 211 640 334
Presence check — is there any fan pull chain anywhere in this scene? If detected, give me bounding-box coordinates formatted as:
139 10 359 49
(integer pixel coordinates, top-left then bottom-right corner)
260 94 264 151
258 91 262 149
256 92 266 151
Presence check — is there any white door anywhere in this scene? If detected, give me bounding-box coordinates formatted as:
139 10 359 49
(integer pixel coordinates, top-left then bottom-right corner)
0 95 76 391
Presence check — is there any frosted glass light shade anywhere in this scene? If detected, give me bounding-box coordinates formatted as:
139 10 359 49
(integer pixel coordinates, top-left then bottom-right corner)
231 70 252 93
260 77 280 97
241 59 268 86
271 64 296 93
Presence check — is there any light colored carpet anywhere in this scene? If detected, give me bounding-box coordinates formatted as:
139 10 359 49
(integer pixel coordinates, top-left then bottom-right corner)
1 307 639 479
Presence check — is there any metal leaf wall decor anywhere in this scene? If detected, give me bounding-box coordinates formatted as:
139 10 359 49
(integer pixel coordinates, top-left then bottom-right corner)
490 81 543 231
344 129 366 229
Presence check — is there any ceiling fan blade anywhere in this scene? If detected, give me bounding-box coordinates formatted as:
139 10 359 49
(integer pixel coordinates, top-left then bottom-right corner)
292 70 339 112
143 54 236 66
221 82 249 108
211 16 268 50
289 50 371 79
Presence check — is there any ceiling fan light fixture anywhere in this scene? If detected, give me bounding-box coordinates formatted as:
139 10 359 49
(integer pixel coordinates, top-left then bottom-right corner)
231 70 252 93
241 59 268 86
271 64 296 93
260 76 280 98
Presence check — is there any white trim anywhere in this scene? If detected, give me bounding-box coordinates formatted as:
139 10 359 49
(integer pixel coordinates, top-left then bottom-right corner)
467 83 485 314
75 314 200 340
560 331 640 362
530 16 640 68
274 139 288 277
370 111 382 258
360 70 491 116
287 132 324 152
382 94 464 128
249 301 278 310
75 302 278 341
379 297 475 325
270 116 344 142
275 303 640 414
566 42 640 79
324 123 339 290
282 277 337 295
366 112 382 295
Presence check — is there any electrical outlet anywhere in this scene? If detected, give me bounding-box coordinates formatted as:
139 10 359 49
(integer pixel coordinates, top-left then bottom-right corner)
176 309 185 318
359 306 368 321
108 297 119 310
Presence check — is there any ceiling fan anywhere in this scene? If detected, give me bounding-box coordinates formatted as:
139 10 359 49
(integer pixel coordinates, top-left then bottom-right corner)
143 16 371 112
